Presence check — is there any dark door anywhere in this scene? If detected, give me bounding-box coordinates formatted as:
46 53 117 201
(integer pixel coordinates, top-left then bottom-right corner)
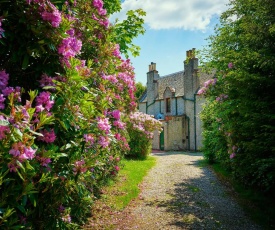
159 131 164 150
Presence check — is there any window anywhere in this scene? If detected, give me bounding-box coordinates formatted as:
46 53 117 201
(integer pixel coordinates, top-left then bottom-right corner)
166 98 171 113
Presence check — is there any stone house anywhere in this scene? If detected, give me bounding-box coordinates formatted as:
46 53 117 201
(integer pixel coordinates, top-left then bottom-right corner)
139 49 214 151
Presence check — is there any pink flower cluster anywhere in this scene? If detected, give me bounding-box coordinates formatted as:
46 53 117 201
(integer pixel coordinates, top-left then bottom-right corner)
229 145 238 159
9 142 37 163
91 0 109 27
36 156 51 167
0 18 4 38
35 91 54 112
112 44 121 58
41 2 62 28
197 78 217 96
0 116 10 140
112 110 120 120
58 36 82 59
93 0 107 16
129 112 162 139
216 94 228 102
39 74 56 88
73 159 87 174
102 74 118 84
98 135 109 148
228 62 234 69
38 129 56 143
0 70 21 109
84 134 95 146
97 117 111 134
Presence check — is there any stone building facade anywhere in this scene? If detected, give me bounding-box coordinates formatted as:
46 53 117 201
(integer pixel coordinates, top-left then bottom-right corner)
139 49 214 151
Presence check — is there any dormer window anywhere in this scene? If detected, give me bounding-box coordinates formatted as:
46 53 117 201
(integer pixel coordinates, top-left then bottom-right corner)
166 98 171 113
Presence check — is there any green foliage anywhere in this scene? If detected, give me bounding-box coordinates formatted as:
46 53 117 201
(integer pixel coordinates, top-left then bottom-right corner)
126 112 162 159
200 0 275 192
0 0 146 228
135 82 146 101
112 9 146 58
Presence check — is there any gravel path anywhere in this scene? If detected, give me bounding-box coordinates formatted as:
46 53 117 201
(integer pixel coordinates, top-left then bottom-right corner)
114 151 261 230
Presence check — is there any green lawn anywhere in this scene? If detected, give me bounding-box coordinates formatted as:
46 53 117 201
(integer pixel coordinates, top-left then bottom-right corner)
102 156 156 210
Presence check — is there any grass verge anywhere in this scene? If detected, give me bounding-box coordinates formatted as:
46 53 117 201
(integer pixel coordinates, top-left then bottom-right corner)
101 156 156 210
202 160 275 229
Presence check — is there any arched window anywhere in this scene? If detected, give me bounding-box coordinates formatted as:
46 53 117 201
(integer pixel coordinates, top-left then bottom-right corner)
166 98 171 113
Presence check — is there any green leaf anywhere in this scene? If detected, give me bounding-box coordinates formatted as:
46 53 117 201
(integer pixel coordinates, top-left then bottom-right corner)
22 54 29 70
13 128 23 141
28 129 44 137
0 119 9 126
16 205 26 215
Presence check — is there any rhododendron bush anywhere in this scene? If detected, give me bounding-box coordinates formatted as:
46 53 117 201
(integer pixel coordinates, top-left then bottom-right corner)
127 112 162 159
0 0 146 228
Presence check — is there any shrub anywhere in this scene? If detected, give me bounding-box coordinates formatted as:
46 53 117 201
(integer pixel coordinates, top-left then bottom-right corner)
0 0 145 228
126 112 162 159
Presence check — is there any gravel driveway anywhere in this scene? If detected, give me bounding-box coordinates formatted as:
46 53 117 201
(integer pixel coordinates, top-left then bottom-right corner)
114 151 261 230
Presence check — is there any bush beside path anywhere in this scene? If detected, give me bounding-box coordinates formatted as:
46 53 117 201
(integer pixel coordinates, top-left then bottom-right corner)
86 151 262 229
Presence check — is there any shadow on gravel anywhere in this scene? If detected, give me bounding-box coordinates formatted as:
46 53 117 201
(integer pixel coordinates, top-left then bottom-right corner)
151 151 203 157
146 151 261 230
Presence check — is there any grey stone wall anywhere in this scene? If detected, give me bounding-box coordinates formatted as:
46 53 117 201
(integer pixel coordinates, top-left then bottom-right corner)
163 116 186 150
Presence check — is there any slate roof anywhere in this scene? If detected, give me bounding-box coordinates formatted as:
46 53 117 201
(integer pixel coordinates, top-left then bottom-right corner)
157 71 184 100
139 68 215 103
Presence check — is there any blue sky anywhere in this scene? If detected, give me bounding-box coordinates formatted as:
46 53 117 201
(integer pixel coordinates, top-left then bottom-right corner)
111 0 230 85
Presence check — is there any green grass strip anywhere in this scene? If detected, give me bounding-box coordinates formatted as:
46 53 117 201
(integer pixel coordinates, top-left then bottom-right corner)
103 156 156 210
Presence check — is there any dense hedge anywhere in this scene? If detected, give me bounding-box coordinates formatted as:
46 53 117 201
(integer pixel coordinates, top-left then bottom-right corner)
199 0 275 193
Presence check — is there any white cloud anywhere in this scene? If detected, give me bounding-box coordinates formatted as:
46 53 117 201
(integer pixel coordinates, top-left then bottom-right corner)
111 0 229 30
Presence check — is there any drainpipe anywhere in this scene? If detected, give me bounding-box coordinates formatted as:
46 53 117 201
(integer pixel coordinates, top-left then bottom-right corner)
175 97 178 115
146 100 156 114
194 94 197 152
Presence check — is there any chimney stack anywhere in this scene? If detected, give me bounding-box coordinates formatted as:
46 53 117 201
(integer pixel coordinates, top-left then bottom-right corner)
149 62 156 72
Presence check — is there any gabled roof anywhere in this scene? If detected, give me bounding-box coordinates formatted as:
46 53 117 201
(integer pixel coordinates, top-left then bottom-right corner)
139 68 216 103
157 71 184 100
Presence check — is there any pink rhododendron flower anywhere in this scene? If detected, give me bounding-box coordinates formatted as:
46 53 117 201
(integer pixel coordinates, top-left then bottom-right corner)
0 18 4 38
113 120 125 129
20 147 36 160
61 214 71 223
37 156 52 167
98 135 109 148
113 44 121 58
41 2 62 28
0 70 9 90
0 124 10 140
58 36 82 59
0 94 6 110
112 110 120 120
114 165 120 171
36 91 54 111
97 117 111 134
38 129 56 143
84 134 95 145
230 153 236 159
228 62 233 69
39 74 56 88
114 133 121 140
73 160 87 174
8 162 19 172
93 0 103 9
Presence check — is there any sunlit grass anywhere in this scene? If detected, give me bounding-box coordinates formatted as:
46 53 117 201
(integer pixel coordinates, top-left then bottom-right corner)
103 156 156 210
